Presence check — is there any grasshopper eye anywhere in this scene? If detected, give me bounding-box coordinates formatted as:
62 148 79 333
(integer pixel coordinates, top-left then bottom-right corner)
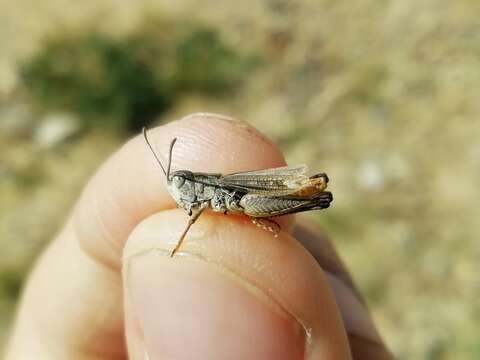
172 175 186 188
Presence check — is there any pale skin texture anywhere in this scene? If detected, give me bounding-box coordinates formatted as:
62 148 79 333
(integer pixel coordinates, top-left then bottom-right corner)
6 113 394 359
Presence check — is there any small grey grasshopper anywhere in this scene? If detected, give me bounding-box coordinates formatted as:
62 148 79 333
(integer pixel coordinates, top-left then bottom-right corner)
143 128 333 256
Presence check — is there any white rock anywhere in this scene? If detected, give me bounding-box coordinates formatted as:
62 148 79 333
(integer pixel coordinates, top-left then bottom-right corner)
357 159 384 190
34 113 81 147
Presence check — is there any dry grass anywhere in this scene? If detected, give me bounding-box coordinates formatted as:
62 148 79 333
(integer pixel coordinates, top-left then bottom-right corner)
1 1 479 358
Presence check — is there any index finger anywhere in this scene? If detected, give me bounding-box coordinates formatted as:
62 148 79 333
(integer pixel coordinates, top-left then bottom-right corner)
74 113 288 269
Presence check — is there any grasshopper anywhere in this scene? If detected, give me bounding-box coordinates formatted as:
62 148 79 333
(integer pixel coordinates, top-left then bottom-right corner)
143 128 333 256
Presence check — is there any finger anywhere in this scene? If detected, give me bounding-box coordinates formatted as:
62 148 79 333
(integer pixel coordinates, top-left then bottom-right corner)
75 112 291 269
294 219 395 360
5 222 126 360
123 209 351 360
115 114 350 358
5 113 291 359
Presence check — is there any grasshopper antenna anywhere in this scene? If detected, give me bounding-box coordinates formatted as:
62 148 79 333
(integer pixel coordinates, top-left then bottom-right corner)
166 137 177 181
142 127 168 178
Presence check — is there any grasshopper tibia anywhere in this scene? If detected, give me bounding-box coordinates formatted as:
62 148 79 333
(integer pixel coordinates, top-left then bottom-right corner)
170 203 208 257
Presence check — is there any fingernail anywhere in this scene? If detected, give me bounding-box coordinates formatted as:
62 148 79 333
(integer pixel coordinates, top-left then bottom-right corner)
180 112 245 124
127 252 305 360
325 273 383 345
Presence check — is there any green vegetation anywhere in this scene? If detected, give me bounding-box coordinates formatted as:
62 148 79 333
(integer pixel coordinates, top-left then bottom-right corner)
19 23 255 131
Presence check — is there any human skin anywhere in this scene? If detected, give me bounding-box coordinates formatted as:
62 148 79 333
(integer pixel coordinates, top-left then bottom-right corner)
5 113 394 359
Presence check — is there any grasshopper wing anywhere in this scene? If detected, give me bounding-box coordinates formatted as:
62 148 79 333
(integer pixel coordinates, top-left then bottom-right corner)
219 164 309 195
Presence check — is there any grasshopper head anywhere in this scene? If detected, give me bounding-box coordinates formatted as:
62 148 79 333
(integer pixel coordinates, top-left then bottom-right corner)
167 170 196 205
142 129 195 207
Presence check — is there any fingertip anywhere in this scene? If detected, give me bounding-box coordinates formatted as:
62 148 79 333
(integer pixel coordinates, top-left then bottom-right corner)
156 112 286 173
123 210 351 359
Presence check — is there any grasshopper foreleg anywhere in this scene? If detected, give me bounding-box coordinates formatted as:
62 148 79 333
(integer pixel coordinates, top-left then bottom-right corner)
171 202 208 257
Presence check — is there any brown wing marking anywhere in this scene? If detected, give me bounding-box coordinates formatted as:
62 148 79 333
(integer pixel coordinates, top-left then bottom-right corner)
219 164 309 195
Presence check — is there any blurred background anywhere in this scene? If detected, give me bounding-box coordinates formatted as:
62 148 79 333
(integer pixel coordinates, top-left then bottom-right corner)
0 1 478 358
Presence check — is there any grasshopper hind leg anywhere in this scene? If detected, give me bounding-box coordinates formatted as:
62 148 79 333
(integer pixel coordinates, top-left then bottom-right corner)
252 218 281 237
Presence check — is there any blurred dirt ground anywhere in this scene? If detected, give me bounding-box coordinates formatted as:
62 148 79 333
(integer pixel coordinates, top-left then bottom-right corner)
1 1 479 359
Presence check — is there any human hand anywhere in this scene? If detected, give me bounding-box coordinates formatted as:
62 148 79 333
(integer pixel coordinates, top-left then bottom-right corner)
6 113 393 359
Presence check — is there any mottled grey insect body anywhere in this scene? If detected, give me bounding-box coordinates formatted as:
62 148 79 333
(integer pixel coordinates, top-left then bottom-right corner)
142 128 333 256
